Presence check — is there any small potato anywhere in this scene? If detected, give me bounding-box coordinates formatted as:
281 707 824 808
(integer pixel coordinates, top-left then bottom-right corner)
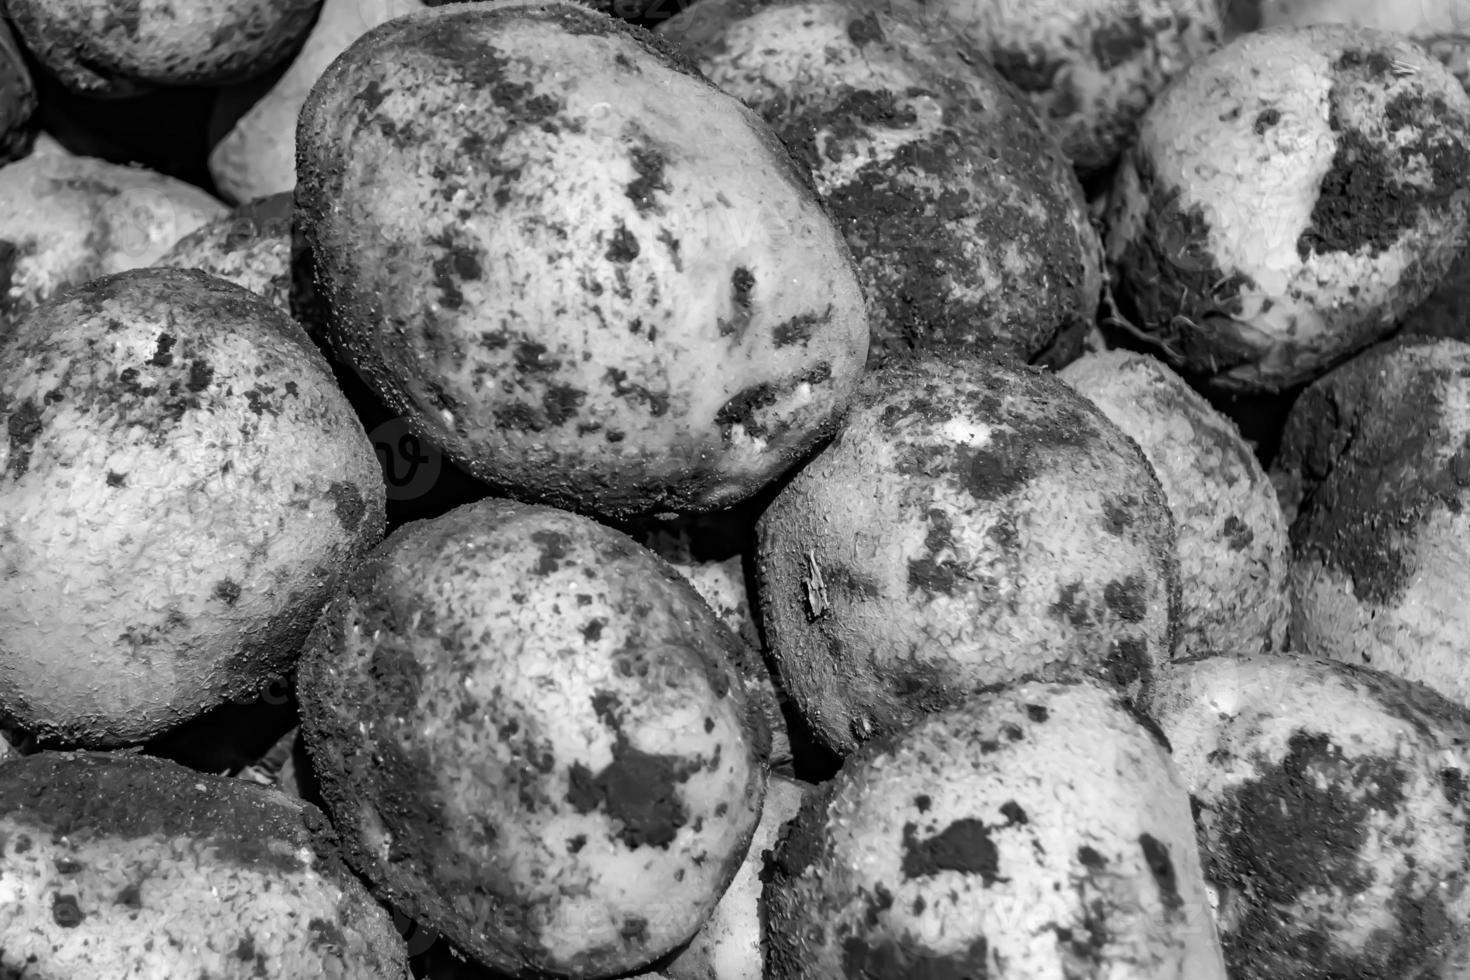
0 751 410 978
298 497 768 978
0 268 385 746
1145 653 1470 978
0 19 37 164
0 145 226 334
296 0 868 520
208 0 431 203
1105 25 1470 392
6 0 322 96
754 352 1179 756
154 191 296 314
764 678 1227 979
658 0 1103 366
1271 336 1470 707
1059 349 1291 656
868 0 1225 175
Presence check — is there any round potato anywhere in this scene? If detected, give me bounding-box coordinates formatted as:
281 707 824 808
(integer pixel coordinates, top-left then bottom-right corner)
0 751 410 978
298 497 768 978
209 0 427 203
1145 653 1470 978
295 0 868 520
764 678 1227 979
657 0 1103 367
154 191 296 314
6 0 322 96
754 352 1179 756
1104 24 1470 392
0 267 385 746
1271 336 1470 707
1059 349 1291 656
867 0 1225 175
0 145 226 335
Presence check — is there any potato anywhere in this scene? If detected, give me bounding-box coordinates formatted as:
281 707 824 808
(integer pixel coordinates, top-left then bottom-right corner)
0 18 37 165
764 678 1227 979
297 497 768 978
0 144 226 334
1271 336 1470 707
868 0 1224 175
1059 349 1291 656
6 0 322 96
0 751 410 978
154 191 296 314
208 0 430 203
1145 653 1470 978
657 0 1103 367
1249 0 1470 89
1104 24 1470 392
0 268 385 746
664 774 809 980
754 352 1179 756
296 0 868 521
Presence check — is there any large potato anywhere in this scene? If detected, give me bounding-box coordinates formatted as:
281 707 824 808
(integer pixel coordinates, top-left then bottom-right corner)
296 0 868 520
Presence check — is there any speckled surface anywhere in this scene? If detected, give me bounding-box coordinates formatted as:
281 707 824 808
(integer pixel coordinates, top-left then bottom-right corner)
298 497 769 978
0 267 385 746
764 678 1226 979
754 352 1180 756
294 0 869 520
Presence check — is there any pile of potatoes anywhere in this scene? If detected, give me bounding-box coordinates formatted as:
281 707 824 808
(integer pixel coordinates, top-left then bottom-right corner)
5 0 1470 977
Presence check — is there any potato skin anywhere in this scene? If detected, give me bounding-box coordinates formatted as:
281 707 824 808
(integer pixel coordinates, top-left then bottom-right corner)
0 268 385 746
1145 653 1470 979
764 679 1227 979
1271 336 1470 706
298 498 768 978
658 0 1103 367
295 0 868 520
7 0 322 94
154 192 296 314
0 751 410 979
1060 350 1291 656
1105 24 1470 392
754 353 1180 756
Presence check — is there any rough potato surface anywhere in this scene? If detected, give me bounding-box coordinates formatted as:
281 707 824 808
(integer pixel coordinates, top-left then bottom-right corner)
755 353 1179 756
0 268 385 746
7 0 321 94
1271 336 1470 706
1146 653 1470 978
764 679 1227 979
0 146 225 335
658 0 1103 367
295 0 868 520
298 498 768 978
0 751 410 979
1105 24 1470 392
866 0 1224 175
1060 350 1290 655
155 192 295 314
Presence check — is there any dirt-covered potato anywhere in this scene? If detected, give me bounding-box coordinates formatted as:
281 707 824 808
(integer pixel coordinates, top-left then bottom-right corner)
154 191 295 314
657 0 1103 367
1271 336 1470 706
0 18 37 165
1145 653 1470 978
0 268 385 747
754 353 1179 756
209 0 426 202
765 678 1227 979
0 751 410 978
298 497 768 978
1105 24 1470 392
870 0 1224 175
0 145 225 334
1059 350 1290 655
665 774 809 980
7 0 321 96
296 0 868 521
1247 0 1470 89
